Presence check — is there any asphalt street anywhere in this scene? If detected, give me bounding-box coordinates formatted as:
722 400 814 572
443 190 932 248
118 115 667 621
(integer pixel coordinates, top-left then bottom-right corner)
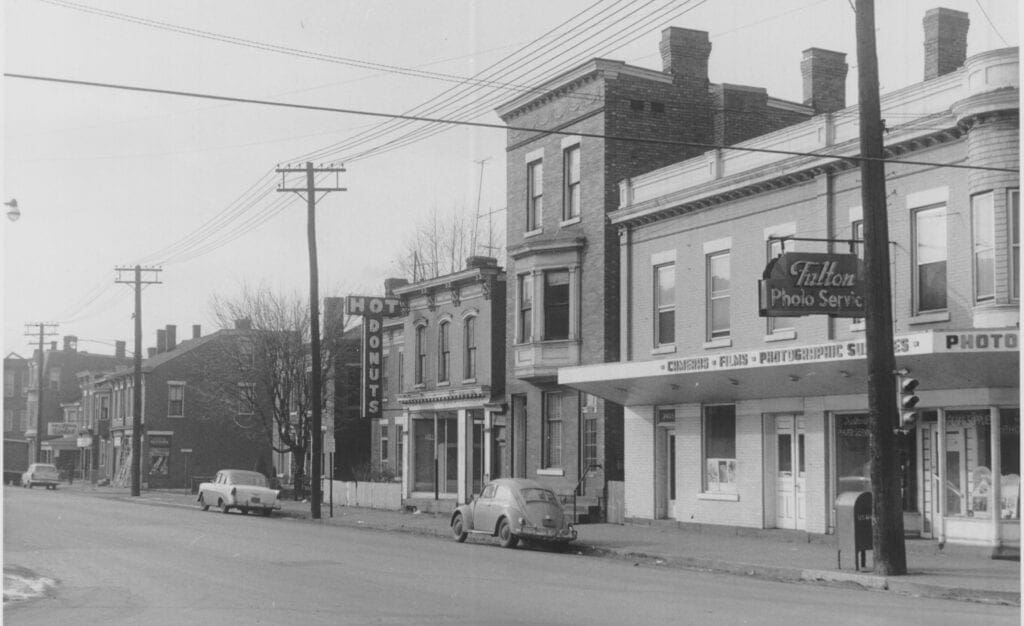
3 486 1019 625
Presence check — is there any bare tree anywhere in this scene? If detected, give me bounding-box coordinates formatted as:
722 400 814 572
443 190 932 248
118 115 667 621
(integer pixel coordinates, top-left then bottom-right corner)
208 285 347 499
395 205 506 280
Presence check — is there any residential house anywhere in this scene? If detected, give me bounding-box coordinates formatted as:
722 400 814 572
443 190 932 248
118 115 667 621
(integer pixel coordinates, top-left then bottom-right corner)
560 9 1019 552
101 323 273 489
495 24 834 518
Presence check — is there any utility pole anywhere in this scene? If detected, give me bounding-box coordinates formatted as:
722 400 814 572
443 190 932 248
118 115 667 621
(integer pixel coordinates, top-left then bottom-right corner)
276 161 346 520
471 157 490 256
24 322 58 464
855 0 906 575
115 265 162 497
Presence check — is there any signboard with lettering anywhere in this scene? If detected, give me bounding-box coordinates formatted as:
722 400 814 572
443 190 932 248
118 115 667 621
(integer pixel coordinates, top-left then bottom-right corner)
47 422 79 436
759 252 865 318
345 295 402 419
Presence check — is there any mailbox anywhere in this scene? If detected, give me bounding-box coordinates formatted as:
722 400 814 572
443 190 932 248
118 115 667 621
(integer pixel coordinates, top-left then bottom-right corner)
836 490 872 570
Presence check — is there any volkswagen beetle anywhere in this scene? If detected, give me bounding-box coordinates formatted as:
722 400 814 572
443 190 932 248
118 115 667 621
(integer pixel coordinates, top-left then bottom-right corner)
450 478 577 548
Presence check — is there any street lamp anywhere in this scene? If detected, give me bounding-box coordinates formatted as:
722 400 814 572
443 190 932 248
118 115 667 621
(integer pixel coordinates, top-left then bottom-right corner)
5 198 20 222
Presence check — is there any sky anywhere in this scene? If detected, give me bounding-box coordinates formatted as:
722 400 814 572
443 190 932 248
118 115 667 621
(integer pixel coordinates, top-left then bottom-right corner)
2 0 1018 358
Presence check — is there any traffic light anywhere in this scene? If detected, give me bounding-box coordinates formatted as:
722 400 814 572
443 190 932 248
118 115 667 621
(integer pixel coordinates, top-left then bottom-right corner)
895 368 920 432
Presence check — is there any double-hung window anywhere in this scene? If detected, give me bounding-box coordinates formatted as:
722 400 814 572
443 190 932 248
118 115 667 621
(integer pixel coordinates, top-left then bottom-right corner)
913 205 948 313
167 383 184 417
463 317 477 380
518 274 533 342
543 392 563 468
703 404 736 494
527 160 543 231
654 263 675 346
765 235 794 335
543 269 570 340
437 321 450 383
237 383 255 415
1011 190 1020 301
563 145 581 220
707 251 731 340
414 326 426 385
380 424 389 462
238 338 254 369
972 192 995 302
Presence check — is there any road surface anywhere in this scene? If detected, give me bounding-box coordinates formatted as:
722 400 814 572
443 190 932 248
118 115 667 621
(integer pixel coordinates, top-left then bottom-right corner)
3 486 1018 624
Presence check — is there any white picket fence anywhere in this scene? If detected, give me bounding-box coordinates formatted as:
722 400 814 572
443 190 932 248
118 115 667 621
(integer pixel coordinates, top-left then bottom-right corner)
320 479 403 511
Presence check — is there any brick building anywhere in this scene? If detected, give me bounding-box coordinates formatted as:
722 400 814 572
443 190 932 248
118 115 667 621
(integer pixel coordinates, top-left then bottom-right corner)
371 258 506 508
100 323 273 489
560 9 1019 552
3 353 31 480
496 25 832 518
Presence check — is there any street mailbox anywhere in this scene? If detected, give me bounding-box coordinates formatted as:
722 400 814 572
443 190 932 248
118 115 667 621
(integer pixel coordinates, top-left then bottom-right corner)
836 490 872 570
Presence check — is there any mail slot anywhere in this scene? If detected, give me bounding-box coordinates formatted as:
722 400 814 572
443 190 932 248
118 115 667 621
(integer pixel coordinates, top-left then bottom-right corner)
836 490 872 570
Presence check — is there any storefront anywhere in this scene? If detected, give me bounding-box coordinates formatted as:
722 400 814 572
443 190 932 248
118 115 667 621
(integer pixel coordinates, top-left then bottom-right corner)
560 329 1019 549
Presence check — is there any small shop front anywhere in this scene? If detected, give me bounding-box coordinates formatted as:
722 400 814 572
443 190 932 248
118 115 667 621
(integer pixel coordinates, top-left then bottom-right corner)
560 329 1019 549
398 388 502 507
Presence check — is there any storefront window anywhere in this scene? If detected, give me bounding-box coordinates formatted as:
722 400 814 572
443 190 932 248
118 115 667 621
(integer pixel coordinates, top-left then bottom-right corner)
836 413 870 494
955 408 1020 520
703 404 735 493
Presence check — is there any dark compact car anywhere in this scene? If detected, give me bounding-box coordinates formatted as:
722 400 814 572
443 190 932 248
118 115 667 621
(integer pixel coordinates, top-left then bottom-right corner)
450 478 577 549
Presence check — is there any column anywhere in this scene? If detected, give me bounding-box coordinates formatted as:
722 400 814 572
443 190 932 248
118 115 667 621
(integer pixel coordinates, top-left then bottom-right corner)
989 406 1002 555
457 408 468 504
937 408 946 544
483 410 492 484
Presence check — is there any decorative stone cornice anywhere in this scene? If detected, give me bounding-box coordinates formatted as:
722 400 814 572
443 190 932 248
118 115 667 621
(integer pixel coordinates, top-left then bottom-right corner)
397 385 492 407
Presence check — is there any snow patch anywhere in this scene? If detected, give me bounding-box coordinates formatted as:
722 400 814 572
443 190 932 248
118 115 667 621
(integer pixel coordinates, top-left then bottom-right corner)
3 568 57 603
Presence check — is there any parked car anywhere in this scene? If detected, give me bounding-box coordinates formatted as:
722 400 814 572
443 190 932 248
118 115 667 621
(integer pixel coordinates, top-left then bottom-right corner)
196 469 280 516
450 478 577 549
21 463 60 490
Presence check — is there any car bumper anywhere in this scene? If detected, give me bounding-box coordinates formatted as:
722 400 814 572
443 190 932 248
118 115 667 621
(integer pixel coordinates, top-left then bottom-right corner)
516 525 577 542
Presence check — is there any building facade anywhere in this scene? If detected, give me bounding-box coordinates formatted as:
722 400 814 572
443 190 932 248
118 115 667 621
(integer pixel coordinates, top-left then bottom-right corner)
560 10 1019 551
380 258 506 509
101 323 273 489
496 26 835 518
3 353 31 480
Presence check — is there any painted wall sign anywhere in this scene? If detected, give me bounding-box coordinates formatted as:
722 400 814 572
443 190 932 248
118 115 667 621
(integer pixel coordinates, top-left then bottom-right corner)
148 434 172 448
759 252 865 318
345 294 401 419
47 422 79 436
936 331 1018 352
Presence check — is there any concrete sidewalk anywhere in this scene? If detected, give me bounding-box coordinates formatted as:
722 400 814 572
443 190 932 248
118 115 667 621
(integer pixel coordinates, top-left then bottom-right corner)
70 483 1021 606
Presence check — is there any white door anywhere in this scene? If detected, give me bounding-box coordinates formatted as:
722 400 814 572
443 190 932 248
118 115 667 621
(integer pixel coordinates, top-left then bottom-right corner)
775 415 806 530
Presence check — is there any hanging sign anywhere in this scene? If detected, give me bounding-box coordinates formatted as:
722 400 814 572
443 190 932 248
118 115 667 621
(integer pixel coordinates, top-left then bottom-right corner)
759 252 865 318
345 295 402 419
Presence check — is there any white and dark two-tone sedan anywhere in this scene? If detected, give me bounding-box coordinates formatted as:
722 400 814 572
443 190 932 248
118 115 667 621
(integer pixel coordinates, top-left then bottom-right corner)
450 478 577 549
197 469 280 516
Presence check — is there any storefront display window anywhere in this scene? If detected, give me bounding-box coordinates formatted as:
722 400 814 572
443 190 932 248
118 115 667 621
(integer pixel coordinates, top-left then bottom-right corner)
951 408 1020 520
835 413 917 511
703 405 735 493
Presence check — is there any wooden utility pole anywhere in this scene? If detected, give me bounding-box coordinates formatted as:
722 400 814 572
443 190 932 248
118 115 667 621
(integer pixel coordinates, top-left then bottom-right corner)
24 322 58 464
115 265 162 497
855 0 906 575
276 161 345 520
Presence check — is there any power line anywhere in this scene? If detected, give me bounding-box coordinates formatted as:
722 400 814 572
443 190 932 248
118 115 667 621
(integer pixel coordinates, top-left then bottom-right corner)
974 0 1010 46
6 72 1014 174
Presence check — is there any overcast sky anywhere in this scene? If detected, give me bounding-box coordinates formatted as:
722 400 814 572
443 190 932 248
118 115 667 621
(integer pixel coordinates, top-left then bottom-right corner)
2 0 1018 358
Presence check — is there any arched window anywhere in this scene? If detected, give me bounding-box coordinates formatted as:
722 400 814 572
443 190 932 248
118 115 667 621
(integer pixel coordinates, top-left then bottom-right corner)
437 321 450 383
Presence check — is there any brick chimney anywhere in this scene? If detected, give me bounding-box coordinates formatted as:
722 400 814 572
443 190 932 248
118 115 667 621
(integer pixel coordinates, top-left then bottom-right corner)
235 318 252 330
165 325 177 351
63 335 78 352
147 347 157 358
50 341 57 352
115 341 126 359
466 256 498 269
192 324 202 339
384 277 410 295
923 8 969 80
660 27 711 87
801 48 848 114
156 329 167 353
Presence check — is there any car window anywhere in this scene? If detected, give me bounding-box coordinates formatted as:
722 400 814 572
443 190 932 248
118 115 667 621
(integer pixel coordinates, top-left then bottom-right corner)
480 484 496 500
233 473 267 487
520 488 558 504
494 485 514 503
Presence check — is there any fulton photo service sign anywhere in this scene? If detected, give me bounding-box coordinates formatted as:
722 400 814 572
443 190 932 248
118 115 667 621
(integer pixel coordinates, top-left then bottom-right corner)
759 252 865 318
345 295 401 418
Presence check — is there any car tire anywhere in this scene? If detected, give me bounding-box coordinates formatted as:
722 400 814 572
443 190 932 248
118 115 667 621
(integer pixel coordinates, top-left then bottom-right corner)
451 513 468 543
261 509 272 517
498 518 518 549
219 499 230 514
241 508 249 515
25 481 31 489
199 495 210 511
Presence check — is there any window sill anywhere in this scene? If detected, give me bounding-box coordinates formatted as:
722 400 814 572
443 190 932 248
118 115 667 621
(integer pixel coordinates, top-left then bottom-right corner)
524 228 543 238
764 329 796 343
698 492 739 502
909 311 950 325
651 345 676 356
167 415 184 419
560 216 581 227
703 338 732 350
413 383 426 390
461 378 477 385
536 468 564 477
436 381 450 388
